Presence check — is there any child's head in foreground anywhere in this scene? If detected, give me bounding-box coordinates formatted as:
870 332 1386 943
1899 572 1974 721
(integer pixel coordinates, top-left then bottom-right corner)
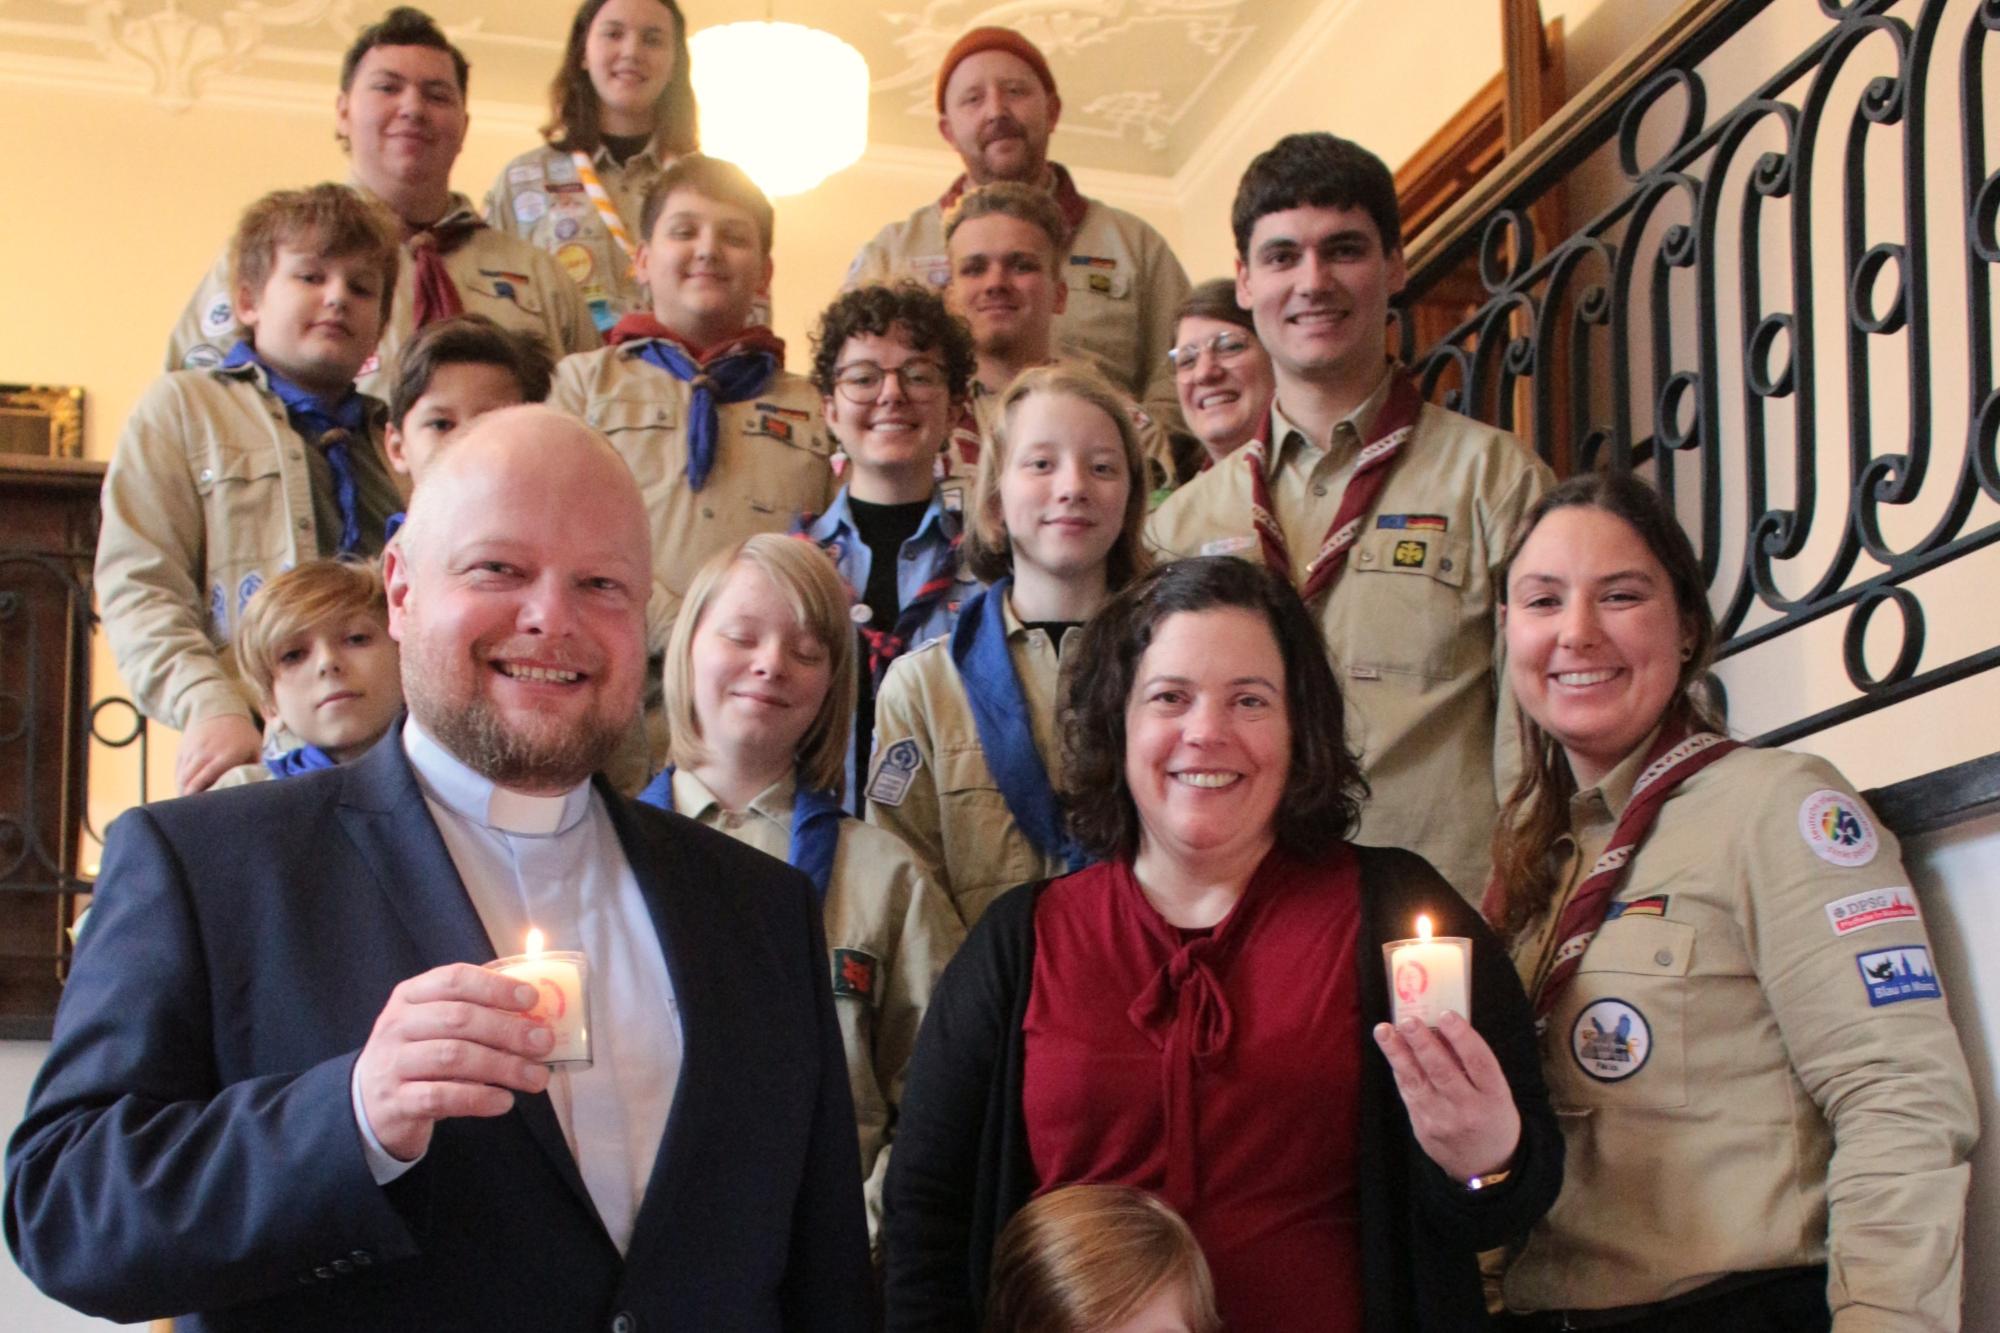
386 314 556 482
235 559 402 763
984 1184 1220 1333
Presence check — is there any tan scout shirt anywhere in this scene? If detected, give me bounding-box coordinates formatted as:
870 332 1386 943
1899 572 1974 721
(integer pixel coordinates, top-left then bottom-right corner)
669 769 963 1246
865 595 1075 927
1147 379 1551 898
548 344 837 643
1502 744 1976 1328
95 365 398 730
166 192 601 402
846 172 1191 436
962 362 1178 497
485 143 667 332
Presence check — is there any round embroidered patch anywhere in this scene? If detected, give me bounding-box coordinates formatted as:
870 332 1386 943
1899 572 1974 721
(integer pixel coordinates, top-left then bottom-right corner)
1570 998 1652 1082
1798 788 1878 867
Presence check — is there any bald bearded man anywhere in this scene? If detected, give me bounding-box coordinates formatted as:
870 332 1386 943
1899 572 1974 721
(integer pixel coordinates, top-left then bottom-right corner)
7 407 871 1332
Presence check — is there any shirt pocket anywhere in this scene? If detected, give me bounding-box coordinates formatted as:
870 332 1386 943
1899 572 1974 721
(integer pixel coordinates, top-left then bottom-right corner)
192 437 287 569
739 409 832 514
935 744 1048 914
1547 916 1694 1112
1338 528 1474 680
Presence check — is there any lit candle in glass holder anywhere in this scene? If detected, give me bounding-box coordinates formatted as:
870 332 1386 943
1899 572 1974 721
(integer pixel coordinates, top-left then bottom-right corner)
487 928 592 1068
1383 913 1471 1027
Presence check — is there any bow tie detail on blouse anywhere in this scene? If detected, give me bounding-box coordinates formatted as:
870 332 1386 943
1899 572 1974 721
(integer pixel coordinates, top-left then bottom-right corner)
1126 908 1245 1210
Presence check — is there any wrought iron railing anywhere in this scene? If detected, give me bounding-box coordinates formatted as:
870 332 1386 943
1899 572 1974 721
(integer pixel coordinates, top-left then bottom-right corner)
1397 0 1999 766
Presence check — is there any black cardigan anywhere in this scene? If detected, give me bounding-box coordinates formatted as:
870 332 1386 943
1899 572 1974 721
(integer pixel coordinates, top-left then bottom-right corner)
882 844 1562 1331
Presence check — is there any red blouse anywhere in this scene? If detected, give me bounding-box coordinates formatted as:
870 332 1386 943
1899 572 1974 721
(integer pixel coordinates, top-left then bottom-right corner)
1023 847 1366 1333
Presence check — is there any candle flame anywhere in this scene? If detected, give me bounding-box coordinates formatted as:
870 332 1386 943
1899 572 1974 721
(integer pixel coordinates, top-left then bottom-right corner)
1416 914 1433 941
525 927 545 956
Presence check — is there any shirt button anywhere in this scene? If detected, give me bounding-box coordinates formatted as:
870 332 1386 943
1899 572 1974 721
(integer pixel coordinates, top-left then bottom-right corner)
1654 949 1674 967
291 449 304 461
1358 551 1374 564
332 1259 355 1275
902 549 917 560
297 517 311 530
350 1250 373 1267
1312 484 1328 497
314 1266 335 1281
1441 557 1454 572
197 466 215 484
611 1313 637 1333
701 506 715 519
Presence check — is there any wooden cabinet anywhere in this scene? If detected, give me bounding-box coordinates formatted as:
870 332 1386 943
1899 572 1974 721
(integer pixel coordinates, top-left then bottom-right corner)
0 456 105 1038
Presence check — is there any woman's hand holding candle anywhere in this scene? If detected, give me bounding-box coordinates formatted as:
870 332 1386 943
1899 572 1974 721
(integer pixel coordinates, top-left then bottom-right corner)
353 962 556 1162
1373 1011 1522 1185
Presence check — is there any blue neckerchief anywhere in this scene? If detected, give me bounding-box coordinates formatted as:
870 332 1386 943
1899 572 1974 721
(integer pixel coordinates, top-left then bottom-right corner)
948 580 1087 871
636 767 845 900
226 341 368 554
265 744 340 779
633 341 779 492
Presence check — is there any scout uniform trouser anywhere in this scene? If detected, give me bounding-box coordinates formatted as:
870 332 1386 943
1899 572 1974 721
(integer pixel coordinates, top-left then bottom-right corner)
1496 1265 1830 1332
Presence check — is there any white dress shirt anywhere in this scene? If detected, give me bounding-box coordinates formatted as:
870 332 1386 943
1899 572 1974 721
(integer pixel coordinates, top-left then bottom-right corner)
350 719 682 1254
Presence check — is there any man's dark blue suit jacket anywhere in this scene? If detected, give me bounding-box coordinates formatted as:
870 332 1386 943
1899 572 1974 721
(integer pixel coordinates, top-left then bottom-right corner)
5 733 871 1331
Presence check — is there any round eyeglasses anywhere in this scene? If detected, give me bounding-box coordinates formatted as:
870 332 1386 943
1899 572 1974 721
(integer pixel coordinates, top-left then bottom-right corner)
1167 330 1255 377
832 361 949 403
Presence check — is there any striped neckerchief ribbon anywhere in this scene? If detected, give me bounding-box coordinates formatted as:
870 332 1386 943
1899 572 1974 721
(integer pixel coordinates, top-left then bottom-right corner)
606 314 786 491
858 529 963 686
1244 368 1422 606
1510 727 1741 1021
570 150 640 277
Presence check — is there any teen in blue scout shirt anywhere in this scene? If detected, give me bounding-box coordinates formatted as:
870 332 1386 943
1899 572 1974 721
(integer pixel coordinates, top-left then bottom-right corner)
803 284 983 807
98 184 402 795
866 364 1152 927
636 534 962 1249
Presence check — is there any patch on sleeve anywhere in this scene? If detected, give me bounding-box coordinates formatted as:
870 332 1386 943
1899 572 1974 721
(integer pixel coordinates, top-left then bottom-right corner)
866 738 922 807
831 947 879 1002
199 295 235 338
1199 534 1257 557
1799 789 1879 867
1856 946 1942 1006
1604 895 1669 921
1570 999 1651 1082
1825 885 1919 937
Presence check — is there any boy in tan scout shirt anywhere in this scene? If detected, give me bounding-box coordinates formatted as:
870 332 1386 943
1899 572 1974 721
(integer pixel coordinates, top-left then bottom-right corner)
639 535 961 1250
943 183 1175 498
1148 133 1553 900
99 184 404 796
548 155 837 646
166 7 598 401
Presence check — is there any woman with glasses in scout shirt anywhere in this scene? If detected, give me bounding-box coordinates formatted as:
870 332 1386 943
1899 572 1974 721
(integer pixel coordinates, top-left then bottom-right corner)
1168 278 1275 471
1487 471 1976 1331
487 0 697 335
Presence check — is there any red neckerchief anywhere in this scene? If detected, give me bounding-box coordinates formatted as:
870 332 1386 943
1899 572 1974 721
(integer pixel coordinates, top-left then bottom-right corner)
405 215 485 329
1244 368 1422 606
605 314 788 366
1496 726 1743 1021
937 162 1090 239
858 530 964 685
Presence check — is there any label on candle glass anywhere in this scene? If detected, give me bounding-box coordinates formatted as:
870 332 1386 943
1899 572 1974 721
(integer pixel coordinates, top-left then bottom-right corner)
1383 934 1472 1027
490 950 591 1067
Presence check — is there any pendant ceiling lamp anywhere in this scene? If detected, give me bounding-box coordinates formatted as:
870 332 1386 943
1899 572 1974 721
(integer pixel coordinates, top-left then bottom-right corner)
688 21 870 198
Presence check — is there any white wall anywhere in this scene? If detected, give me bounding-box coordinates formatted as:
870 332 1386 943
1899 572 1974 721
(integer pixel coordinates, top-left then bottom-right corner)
1908 811 2000 1327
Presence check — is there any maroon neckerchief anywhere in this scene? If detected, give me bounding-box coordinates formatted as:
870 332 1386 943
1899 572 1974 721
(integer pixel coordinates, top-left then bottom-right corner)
604 313 788 365
406 215 485 329
1501 726 1742 1021
937 162 1090 238
1245 369 1423 606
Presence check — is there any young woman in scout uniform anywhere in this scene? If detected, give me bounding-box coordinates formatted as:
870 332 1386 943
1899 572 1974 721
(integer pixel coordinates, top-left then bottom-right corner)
865 364 1151 927
1487 472 1976 1330
636 533 962 1249
487 0 697 334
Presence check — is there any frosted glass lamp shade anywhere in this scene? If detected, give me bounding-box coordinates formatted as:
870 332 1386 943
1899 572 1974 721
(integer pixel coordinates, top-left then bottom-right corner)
689 22 870 198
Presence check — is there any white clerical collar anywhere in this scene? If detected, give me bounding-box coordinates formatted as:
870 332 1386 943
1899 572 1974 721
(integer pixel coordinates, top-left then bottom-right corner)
401 718 594 836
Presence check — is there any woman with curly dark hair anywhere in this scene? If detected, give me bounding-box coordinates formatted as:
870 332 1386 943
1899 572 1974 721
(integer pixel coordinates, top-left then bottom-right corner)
884 555 1562 1332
